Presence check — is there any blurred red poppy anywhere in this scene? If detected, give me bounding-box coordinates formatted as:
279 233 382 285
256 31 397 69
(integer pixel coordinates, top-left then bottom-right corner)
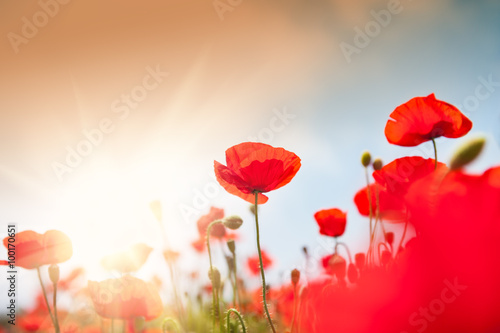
196 206 226 239
2 230 72 269
88 275 163 321
314 208 347 237
373 156 447 197
214 142 301 204
354 183 406 222
385 93 472 146
100 243 152 273
247 250 273 275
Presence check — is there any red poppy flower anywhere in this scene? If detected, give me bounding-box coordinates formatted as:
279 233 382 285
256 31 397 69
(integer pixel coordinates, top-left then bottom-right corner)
214 142 301 204
100 243 152 273
191 237 205 253
322 254 347 280
196 206 226 239
385 93 472 146
314 208 347 237
247 250 273 275
88 275 163 320
2 230 72 269
354 183 406 222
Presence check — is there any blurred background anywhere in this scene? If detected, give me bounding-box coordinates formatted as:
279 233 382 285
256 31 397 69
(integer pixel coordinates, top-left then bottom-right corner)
1 0 499 309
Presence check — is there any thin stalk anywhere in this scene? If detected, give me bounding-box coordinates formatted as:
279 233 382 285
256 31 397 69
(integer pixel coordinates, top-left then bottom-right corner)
365 167 374 266
254 192 277 333
432 138 438 170
52 282 61 333
226 308 246 333
232 254 239 308
36 267 56 327
334 241 353 263
207 221 223 331
397 213 409 254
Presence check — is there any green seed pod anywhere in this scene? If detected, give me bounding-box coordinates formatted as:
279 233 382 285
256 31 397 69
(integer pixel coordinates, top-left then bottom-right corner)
361 151 372 167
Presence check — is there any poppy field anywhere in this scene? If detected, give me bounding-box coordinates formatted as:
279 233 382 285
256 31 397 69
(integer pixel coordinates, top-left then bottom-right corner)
2 92 500 333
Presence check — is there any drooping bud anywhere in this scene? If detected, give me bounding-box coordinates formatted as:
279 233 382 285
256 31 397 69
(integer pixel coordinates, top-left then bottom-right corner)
291 269 300 286
249 204 256 215
208 267 221 290
347 263 358 284
223 215 243 230
384 232 394 247
49 264 60 284
302 246 309 256
449 137 486 170
227 239 236 254
150 200 162 222
372 158 383 171
361 151 372 167
354 253 365 271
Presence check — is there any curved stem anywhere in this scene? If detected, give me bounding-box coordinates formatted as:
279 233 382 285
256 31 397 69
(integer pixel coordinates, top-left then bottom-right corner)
36 267 55 326
226 308 247 333
52 282 61 333
162 317 181 333
432 138 438 170
334 241 353 263
254 192 277 333
207 221 222 331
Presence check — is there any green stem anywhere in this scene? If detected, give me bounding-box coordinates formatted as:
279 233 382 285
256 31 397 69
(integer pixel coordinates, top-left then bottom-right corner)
207 221 223 331
162 317 181 333
36 267 56 327
334 241 353 263
233 254 239 308
432 138 438 170
253 192 277 333
226 308 247 333
52 282 61 333
365 167 374 265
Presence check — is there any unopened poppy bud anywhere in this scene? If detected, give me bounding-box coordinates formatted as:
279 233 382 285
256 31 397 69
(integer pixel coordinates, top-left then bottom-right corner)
291 269 300 286
208 267 221 290
354 253 365 271
302 246 308 256
384 232 394 246
249 204 256 215
49 264 60 284
372 158 383 171
361 151 372 167
347 263 358 284
134 316 145 333
223 215 243 230
227 239 236 254
450 137 486 170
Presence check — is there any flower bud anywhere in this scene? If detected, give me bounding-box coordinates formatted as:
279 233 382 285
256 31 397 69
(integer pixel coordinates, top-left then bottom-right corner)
134 316 145 333
291 269 300 286
381 250 392 266
384 232 394 247
361 151 372 167
49 264 60 284
227 239 236 254
249 204 256 215
450 137 486 170
208 267 221 290
223 215 243 230
372 158 383 171
302 246 308 256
